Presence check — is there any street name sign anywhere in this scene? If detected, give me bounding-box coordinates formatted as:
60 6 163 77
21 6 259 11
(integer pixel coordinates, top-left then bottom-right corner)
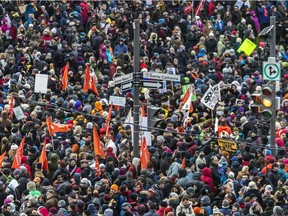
143 71 180 82
113 73 133 84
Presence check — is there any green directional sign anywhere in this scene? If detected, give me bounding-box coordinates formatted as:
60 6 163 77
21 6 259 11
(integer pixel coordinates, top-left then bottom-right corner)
263 62 280 81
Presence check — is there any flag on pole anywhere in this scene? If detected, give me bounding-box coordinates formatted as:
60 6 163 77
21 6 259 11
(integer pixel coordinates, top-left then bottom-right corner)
182 88 191 103
91 76 99 95
214 117 219 134
105 103 113 135
39 139 49 173
46 117 53 136
46 117 69 136
62 62 69 90
181 157 186 169
195 0 205 16
9 97 14 119
0 152 6 168
141 105 146 117
11 137 25 169
93 126 106 159
95 156 100 176
83 64 91 92
140 137 150 169
182 91 192 112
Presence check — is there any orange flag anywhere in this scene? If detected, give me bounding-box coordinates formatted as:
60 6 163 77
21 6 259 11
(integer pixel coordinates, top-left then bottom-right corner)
50 122 69 134
93 126 106 159
140 137 150 169
46 117 69 135
189 102 194 113
0 152 6 168
114 105 120 111
182 88 191 103
105 103 113 135
141 105 145 117
95 156 100 176
11 136 25 169
46 117 53 136
181 157 186 169
62 62 69 90
83 64 91 92
91 76 99 95
39 139 49 173
9 97 14 119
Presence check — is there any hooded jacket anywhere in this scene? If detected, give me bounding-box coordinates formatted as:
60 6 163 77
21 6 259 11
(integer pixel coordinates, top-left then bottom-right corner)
200 167 215 194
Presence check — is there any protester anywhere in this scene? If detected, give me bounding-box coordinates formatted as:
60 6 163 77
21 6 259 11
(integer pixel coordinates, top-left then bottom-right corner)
0 1 287 216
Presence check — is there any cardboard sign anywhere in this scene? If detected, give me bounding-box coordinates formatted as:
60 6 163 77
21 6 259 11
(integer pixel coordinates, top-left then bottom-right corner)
237 39 257 56
109 96 126 106
218 139 237 152
13 106 25 120
34 74 48 94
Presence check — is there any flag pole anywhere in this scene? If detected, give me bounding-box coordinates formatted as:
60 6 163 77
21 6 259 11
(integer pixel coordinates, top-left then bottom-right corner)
50 135 55 152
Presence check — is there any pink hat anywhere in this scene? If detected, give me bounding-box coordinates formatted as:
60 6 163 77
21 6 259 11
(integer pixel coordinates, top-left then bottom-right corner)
259 42 265 47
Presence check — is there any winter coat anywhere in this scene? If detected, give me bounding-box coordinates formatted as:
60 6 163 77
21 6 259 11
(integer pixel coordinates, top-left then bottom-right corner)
200 167 215 194
176 202 195 216
267 170 280 190
44 195 58 210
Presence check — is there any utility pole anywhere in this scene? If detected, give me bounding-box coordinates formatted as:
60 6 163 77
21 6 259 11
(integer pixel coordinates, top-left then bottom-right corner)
133 19 140 158
269 16 276 156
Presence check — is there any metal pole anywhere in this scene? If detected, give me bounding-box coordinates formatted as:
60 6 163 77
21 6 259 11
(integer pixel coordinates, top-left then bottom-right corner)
270 16 276 156
133 19 140 158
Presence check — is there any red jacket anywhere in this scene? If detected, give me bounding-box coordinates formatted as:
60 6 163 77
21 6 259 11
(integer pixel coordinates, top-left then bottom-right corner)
156 207 166 216
200 167 215 194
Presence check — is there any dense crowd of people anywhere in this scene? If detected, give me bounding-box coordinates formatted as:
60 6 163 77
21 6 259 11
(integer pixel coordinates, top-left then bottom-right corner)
0 0 287 216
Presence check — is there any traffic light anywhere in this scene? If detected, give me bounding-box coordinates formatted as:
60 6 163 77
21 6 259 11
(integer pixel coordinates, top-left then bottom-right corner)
147 106 161 129
251 94 261 114
261 84 273 119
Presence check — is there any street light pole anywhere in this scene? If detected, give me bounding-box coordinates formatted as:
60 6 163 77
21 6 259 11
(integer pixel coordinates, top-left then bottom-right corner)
269 16 276 156
133 19 140 158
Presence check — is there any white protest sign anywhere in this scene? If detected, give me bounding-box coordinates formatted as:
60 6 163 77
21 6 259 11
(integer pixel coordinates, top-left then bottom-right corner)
13 106 25 120
109 95 126 106
201 85 218 110
34 74 48 94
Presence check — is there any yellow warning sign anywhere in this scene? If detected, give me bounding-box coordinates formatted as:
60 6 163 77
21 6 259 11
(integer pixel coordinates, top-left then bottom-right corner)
218 139 237 152
237 39 257 56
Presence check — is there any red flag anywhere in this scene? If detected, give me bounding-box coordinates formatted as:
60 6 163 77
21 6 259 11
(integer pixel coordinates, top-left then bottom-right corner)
182 88 191 103
39 139 49 173
95 156 100 176
106 103 113 135
62 62 69 90
93 126 106 159
184 3 193 14
91 76 99 95
0 152 6 168
9 97 14 119
181 158 186 169
140 137 150 169
195 0 205 16
83 64 91 92
11 137 25 169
